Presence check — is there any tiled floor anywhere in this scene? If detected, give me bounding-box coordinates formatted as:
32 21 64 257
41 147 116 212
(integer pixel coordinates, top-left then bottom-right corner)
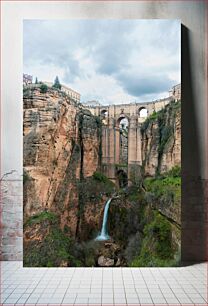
0 261 207 305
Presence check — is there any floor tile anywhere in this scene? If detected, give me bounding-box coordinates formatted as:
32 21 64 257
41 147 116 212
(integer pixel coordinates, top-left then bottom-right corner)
0 261 207 306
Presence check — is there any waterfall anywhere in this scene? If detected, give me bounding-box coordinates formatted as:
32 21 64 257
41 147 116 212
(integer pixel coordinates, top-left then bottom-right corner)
95 198 112 241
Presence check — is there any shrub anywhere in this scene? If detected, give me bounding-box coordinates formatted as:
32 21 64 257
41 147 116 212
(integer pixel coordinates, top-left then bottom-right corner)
23 169 30 184
166 165 181 177
130 211 175 267
71 240 98 267
24 211 57 227
93 171 109 183
86 173 115 197
52 76 61 90
40 84 48 93
24 212 82 267
124 232 143 264
24 226 81 267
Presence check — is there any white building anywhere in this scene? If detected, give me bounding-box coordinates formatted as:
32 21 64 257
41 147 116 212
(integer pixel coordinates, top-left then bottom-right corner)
44 81 80 103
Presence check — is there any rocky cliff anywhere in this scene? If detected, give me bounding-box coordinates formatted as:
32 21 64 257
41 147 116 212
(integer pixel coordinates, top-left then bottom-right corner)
23 85 102 237
23 86 181 267
141 101 181 176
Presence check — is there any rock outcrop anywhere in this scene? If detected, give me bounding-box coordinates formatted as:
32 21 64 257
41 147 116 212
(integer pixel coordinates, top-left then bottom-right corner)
23 86 102 237
141 101 181 176
98 255 114 267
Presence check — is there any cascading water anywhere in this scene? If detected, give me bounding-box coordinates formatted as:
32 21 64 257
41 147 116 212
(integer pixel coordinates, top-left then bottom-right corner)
95 198 112 241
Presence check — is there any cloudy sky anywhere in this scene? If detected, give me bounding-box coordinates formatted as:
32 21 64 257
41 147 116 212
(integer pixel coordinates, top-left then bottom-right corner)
23 19 180 105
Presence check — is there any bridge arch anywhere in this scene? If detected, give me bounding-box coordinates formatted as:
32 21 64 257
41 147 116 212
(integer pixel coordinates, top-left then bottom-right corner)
100 109 108 117
138 106 148 118
100 109 109 125
116 169 128 188
116 113 130 127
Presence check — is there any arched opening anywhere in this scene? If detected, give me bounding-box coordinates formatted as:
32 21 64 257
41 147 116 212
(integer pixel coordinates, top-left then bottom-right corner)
117 169 128 188
139 107 148 118
117 116 129 165
119 117 128 130
101 109 108 118
100 109 108 125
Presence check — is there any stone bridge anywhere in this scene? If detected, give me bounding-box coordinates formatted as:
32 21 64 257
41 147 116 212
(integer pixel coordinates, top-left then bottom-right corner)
87 95 175 186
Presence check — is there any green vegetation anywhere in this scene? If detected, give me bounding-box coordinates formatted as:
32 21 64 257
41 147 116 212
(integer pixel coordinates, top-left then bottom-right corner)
141 100 180 132
80 172 115 200
128 164 142 187
93 171 109 183
141 100 181 174
91 171 116 197
23 86 36 98
95 115 102 127
40 83 48 93
24 211 57 227
115 163 128 168
77 240 98 267
144 168 181 206
158 125 173 155
140 111 158 132
23 169 30 185
123 165 181 267
24 165 181 267
94 116 103 164
24 211 81 267
52 76 61 90
75 171 115 242
126 185 144 202
130 211 177 267
157 106 176 170
165 165 181 177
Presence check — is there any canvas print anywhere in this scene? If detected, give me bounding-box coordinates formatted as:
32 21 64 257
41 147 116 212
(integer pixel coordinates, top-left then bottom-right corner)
23 20 181 267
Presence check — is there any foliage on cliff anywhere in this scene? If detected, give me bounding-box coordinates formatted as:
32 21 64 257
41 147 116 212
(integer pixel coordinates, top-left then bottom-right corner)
130 211 178 267
107 165 181 267
23 170 117 267
23 212 81 267
145 167 181 207
141 100 181 175
128 166 181 267
79 172 116 202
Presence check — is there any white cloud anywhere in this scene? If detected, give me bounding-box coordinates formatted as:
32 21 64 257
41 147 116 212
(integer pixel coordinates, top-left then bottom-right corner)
23 19 180 105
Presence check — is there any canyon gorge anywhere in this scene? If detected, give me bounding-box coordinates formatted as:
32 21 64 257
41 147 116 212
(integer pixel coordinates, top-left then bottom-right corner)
23 84 181 267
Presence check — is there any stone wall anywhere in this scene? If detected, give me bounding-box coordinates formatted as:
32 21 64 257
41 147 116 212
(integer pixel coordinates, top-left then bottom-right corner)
0 175 23 260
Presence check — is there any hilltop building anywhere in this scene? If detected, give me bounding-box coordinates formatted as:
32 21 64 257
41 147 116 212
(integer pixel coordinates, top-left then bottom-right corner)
44 81 80 103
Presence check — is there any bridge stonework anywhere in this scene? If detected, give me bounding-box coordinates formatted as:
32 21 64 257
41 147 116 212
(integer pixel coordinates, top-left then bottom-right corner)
88 97 173 184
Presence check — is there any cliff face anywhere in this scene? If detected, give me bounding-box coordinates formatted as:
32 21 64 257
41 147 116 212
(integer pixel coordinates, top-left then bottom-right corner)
23 87 181 267
141 101 181 176
23 86 102 236
138 101 181 264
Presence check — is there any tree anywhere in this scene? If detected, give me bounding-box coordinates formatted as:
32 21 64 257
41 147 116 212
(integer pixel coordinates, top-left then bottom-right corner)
40 84 48 93
53 76 61 90
35 77 38 84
